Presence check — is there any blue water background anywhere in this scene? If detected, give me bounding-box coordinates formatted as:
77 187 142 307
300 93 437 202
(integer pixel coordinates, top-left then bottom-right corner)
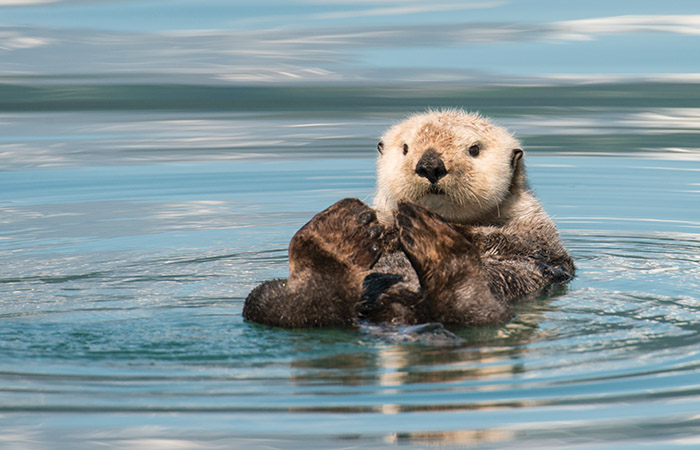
1 85 700 448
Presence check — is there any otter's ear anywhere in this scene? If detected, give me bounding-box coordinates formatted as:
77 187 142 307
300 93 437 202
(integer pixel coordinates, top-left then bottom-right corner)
377 141 384 154
511 148 523 169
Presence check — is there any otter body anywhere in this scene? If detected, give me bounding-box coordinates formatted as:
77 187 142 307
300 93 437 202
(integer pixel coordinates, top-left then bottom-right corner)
243 110 574 328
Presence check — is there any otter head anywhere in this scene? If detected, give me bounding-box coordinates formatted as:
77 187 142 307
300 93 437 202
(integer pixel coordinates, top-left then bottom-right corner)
373 109 524 225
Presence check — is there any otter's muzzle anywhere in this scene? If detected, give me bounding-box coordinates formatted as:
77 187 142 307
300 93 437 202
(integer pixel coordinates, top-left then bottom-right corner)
415 149 447 184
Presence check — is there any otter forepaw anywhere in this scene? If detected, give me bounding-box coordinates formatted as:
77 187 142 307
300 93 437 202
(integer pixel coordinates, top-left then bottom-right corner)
396 200 476 278
396 200 508 326
289 198 384 274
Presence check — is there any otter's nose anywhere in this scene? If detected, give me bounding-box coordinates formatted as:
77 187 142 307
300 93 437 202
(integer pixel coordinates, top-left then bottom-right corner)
415 149 447 184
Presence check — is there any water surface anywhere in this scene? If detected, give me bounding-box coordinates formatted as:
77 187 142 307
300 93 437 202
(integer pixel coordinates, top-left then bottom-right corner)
1 84 700 449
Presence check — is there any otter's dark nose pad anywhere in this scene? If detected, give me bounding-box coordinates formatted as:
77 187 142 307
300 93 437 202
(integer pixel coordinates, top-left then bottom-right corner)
415 149 447 184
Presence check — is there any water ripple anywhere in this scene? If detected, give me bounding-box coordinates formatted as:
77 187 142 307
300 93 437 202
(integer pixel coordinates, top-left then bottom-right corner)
2 102 700 447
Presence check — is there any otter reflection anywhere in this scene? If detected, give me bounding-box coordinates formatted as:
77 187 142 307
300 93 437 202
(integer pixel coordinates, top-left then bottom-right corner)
287 286 567 446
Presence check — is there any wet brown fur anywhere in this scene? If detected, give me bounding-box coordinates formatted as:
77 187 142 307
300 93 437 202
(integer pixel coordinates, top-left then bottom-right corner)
243 110 574 328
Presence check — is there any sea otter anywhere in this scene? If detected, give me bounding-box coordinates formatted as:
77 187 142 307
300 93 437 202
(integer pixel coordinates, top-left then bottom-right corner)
243 110 574 328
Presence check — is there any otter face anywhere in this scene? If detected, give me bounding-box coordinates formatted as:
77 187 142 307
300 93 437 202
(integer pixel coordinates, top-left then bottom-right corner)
374 110 523 224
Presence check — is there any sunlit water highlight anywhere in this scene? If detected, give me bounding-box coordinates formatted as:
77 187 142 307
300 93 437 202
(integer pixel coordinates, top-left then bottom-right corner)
1 85 700 449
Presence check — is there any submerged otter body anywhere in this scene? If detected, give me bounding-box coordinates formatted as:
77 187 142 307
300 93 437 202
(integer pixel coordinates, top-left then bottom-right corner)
243 110 574 328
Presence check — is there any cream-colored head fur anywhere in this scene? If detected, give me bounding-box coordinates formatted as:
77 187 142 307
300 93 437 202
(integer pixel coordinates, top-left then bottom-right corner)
373 109 525 225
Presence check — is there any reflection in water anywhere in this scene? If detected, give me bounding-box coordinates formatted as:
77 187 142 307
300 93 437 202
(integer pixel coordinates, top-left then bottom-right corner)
287 293 558 427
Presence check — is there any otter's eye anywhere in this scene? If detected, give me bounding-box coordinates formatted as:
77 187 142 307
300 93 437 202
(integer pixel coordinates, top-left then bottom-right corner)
468 144 480 157
377 141 384 154
403 143 409 155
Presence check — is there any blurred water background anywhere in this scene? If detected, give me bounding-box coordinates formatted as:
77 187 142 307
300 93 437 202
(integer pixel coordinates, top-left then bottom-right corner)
2 1 700 449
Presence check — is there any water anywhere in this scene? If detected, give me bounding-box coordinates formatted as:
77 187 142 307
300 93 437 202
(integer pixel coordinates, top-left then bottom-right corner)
2 84 700 449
